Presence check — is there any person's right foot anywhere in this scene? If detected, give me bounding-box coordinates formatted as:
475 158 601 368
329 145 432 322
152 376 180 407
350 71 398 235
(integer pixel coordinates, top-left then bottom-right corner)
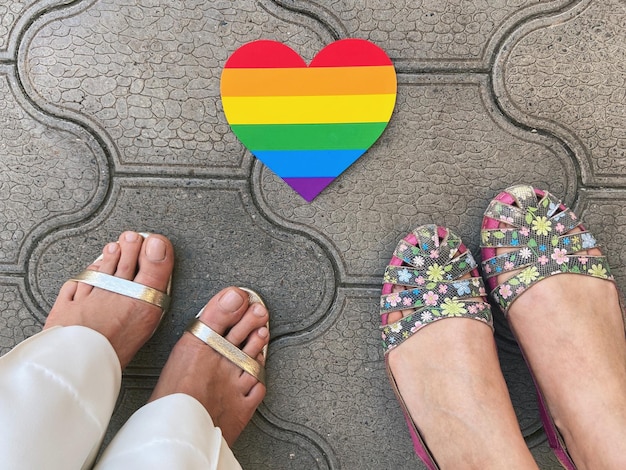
483 186 626 469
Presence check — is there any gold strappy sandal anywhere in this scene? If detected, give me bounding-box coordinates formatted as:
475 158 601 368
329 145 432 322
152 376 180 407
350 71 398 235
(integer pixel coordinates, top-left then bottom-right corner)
70 232 173 325
186 287 268 386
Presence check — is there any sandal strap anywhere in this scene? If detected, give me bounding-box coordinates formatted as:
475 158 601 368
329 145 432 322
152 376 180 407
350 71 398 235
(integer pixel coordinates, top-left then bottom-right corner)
186 319 266 385
488 255 612 312
383 250 477 288
381 279 486 314
481 230 601 280
71 270 171 310
381 299 492 353
392 224 462 267
484 194 581 235
481 227 597 254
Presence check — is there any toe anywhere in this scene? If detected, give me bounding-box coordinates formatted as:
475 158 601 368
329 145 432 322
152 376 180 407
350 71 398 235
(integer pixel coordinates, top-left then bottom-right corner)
239 372 267 398
74 241 121 298
225 302 269 348
55 280 79 305
245 380 266 402
132 234 175 294
386 284 410 324
97 241 122 275
114 231 144 280
196 287 249 335
241 325 269 366
235 325 270 392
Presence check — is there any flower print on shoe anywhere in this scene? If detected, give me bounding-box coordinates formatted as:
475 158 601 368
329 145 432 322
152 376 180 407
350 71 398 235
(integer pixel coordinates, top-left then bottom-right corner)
480 184 612 314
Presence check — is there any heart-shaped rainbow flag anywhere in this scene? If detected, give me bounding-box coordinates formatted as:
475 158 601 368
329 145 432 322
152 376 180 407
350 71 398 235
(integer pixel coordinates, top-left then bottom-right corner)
221 39 397 201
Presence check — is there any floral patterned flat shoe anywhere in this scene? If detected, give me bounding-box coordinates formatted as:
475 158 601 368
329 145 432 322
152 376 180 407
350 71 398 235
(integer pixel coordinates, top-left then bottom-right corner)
381 224 493 469
480 184 615 470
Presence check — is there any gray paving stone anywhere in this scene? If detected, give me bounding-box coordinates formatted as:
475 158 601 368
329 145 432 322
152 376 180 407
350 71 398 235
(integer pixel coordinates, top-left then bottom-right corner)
274 0 576 69
267 288 418 469
0 64 107 270
0 0 45 54
233 413 333 469
496 0 626 184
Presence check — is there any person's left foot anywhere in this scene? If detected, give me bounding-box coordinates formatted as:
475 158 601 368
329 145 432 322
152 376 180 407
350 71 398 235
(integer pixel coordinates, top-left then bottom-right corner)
149 287 269 446
44 231 175 369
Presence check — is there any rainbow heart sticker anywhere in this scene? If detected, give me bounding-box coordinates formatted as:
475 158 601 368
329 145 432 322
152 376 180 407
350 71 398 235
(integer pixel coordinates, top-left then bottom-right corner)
221 39 397 201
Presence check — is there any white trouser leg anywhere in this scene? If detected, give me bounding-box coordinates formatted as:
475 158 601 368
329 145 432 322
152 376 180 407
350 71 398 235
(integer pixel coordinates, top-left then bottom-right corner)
0 326 121 470
95 393 242 470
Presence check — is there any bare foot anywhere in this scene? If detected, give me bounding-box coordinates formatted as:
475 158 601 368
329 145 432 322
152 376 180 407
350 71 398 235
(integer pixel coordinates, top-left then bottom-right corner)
44 231 175 369
483 187 626 469
149 287 269 447
384 226 537 469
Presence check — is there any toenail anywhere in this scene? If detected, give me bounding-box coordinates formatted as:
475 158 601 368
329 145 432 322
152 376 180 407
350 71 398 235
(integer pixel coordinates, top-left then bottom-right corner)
106 242 119 254
257 327 269 338
219 289 245 311
125 232 139 242
146 237 167 261
252 304 266 317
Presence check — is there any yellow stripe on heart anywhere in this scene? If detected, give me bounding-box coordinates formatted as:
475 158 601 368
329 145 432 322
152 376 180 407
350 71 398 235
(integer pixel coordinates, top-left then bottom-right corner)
222 94 396 125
